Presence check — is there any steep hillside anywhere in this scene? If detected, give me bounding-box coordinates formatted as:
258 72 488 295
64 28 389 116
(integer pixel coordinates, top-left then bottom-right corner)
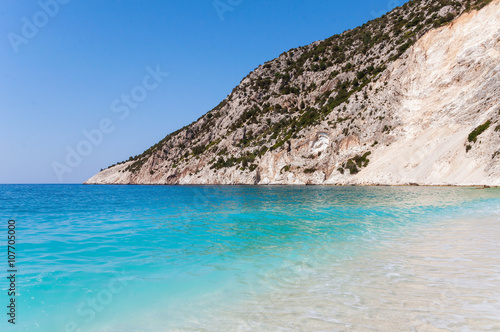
86 0 500 186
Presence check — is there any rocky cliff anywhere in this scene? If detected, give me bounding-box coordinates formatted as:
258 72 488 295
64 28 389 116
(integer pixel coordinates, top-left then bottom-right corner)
86 0 500 186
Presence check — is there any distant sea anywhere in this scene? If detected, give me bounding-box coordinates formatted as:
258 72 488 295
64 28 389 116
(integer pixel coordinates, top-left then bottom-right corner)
1 185 500 331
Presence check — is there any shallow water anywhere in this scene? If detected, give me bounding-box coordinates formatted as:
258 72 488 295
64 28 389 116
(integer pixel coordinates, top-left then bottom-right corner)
1 185 499 331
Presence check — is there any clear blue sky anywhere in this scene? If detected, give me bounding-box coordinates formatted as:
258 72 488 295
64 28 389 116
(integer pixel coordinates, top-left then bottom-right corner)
0 0 407 184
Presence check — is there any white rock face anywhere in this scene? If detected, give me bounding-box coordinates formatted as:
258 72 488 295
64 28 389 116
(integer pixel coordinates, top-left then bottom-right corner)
351 1 500 186
86 1 500 186
311 133 331 154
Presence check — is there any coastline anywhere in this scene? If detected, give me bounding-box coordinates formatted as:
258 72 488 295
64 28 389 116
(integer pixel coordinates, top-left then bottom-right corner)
82 182 500 188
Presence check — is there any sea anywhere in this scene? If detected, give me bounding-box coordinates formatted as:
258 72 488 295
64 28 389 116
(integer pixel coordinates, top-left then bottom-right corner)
1 184 500 331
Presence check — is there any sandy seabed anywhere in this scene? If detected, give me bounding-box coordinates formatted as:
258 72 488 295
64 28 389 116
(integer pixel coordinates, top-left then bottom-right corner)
182 213 500 331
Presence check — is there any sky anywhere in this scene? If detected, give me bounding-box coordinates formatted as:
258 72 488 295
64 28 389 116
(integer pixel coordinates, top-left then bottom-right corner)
0 0 408 184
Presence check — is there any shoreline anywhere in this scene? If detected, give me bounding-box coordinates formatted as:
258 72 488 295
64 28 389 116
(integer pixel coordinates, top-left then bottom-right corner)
82 182 500 188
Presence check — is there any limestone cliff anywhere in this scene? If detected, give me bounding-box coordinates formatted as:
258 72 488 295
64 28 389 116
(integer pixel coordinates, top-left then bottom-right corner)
86 0 500 186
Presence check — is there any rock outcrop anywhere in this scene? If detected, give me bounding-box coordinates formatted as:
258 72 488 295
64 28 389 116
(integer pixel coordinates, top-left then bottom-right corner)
86 0 500 186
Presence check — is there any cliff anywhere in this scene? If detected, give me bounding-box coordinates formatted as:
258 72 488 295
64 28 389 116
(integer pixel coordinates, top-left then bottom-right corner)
86 0 500 186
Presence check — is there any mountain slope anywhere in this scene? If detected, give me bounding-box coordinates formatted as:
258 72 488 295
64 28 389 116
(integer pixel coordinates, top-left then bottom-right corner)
86 0 500 186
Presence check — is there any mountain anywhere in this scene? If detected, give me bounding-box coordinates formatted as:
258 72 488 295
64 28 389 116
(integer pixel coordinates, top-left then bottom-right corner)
86 0 500 186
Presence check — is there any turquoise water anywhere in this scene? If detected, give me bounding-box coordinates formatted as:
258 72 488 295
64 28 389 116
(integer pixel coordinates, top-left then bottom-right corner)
1 185 500 331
